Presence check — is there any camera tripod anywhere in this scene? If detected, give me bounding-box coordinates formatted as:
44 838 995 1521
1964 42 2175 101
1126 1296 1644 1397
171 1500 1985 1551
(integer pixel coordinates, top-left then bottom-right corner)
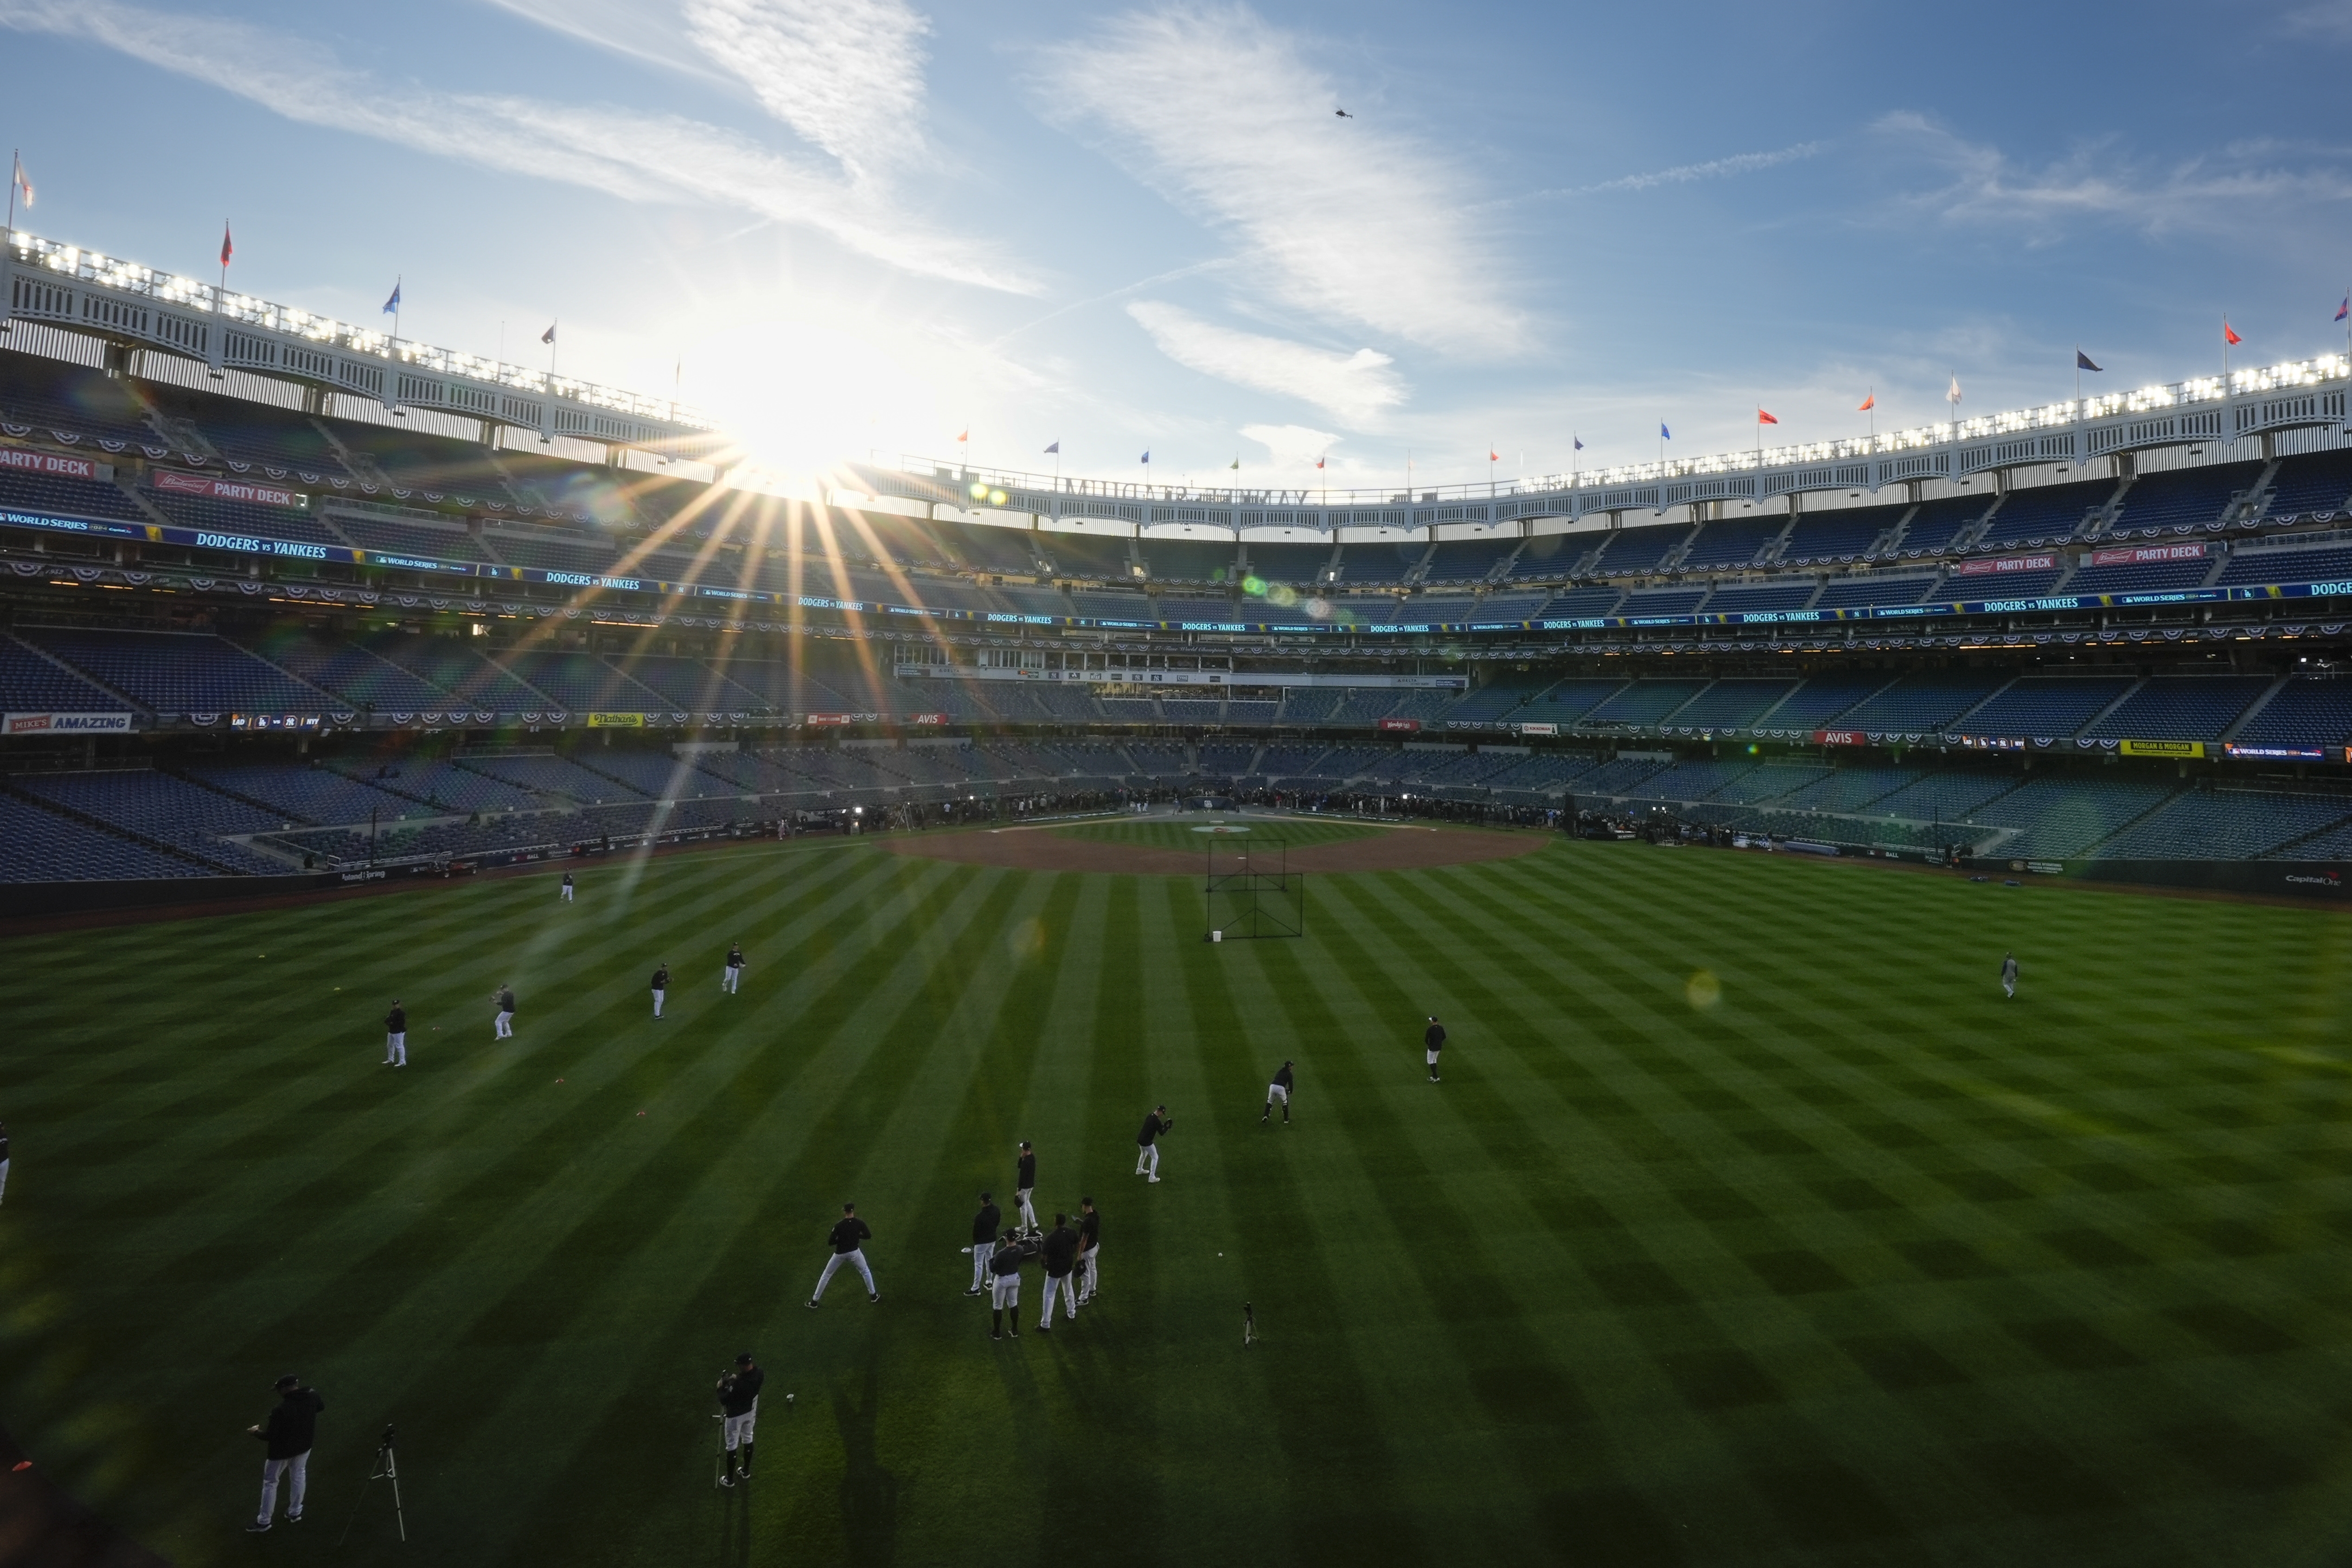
337 1424 408 1545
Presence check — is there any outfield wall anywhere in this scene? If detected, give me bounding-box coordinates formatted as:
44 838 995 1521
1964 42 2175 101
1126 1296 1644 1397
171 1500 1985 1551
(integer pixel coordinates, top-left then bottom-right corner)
1967 856 2352 902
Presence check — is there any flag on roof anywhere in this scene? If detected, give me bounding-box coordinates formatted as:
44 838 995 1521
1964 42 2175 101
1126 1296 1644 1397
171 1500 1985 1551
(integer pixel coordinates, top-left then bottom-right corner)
2224 319 2242 346
1946 376 1962 405
1140 450 1150 464
2336 295 2347 324
541 322 557 345
11 153 30 211
1315 455 1325 469
382 281 401 316
1489 448 1500 461
1043 440 1059 454
1858 393 1874 412
1660 422 1671 440
219 223 233 269
1229 455 1239 470
1757 409 1779 425
1573 435 1584 451
2076 349 2102 372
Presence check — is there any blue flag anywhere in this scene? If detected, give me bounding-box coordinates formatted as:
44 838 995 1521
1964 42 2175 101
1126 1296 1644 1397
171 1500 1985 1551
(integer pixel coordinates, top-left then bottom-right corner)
1044 441 1060 454
2076 349 2102 372
382 281 401 315
1140 450 1150 464
1573 436 1584 451
1659 423 1671 441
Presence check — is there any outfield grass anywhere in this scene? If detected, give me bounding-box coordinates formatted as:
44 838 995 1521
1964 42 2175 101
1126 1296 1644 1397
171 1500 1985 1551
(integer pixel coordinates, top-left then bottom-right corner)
1054 814 1384 851
5 837 2351 1567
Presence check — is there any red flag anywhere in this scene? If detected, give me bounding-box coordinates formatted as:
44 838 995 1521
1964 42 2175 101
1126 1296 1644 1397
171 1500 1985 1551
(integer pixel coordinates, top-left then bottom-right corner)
1315 456 1325 470
1757 408 1779 425
219 223 233 269
1488 448 1499 462
1857 393 1874 412
956 429 968 442
2224 319 2242 346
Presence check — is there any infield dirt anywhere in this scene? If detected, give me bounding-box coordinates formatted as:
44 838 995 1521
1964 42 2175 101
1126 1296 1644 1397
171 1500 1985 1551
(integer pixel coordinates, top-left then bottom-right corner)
881 819 1553 875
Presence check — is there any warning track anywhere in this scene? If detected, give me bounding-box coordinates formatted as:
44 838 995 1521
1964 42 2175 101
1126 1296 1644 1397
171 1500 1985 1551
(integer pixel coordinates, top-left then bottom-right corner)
881 821 1552 876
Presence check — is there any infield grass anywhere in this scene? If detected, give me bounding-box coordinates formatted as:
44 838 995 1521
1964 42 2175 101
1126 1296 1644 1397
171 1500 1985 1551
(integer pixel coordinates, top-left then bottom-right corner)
4 832 2350 1568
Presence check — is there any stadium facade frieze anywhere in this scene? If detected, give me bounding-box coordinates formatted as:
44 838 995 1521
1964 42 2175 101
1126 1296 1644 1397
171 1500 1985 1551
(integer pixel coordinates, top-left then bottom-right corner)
851 354 2349 525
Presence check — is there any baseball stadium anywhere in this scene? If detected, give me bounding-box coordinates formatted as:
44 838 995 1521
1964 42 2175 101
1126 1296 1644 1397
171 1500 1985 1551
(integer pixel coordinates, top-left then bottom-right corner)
6 9 2352 1565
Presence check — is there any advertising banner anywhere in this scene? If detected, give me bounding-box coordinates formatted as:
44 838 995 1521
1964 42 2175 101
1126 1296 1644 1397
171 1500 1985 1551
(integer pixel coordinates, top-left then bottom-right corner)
2119 738 2205 758
805 713 852 727
1377 717 1422 733
2224 742 2328 761
152 470 304 509
1956 553 2058 576
2092 542 2207 566
0 444 103 480
908 713 952 725
5 710 133 734
1810 729 1866 746
1518 721 1559 736
586 712 646 728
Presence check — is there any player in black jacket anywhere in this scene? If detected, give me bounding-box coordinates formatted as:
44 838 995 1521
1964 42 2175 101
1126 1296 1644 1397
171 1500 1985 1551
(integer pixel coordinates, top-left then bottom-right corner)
1133 1105 1172 1182
1263 1059 1294 1124
1425 1016 1446 1082
988 1228 1039 1339
807 1203 877 1307
1039 1214 1080 1330
383 1000 407 1067
1014 1141 1038 1233
1075 1197 1101 1304
715 1352 764 1487
967 1191 1002 1295
651 963 670 1020
245 1375 324 1532
494 984 516 1039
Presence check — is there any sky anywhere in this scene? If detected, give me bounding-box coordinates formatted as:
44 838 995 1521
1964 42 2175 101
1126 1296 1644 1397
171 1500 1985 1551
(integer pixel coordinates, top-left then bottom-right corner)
5 0 2352 495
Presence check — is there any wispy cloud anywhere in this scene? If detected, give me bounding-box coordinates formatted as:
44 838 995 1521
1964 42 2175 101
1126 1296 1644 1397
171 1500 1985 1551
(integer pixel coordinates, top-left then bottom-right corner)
1128 302 1403 425
1873 110 2352 237
1571 141 1826 195
1044 5 1521 356
0 0 1029 291
680 0 930 184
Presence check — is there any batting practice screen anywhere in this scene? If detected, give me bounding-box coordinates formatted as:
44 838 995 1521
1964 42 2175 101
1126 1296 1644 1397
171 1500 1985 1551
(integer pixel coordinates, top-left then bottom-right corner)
1203 837 1304 941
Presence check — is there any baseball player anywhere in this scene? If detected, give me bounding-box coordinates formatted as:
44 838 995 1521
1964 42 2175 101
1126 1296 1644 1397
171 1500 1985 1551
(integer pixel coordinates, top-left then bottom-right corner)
1039 1214 1080 1330
1425 1016 1446 1082
560 870 574 902
807 1203 877 1307
988 1227 1038 1339
1134 1105 1171 1182
383 999 407 1067
651 963 670 1020
714 1352 763 1487
493 984 516 1039
2001 951 2019 999
1075 1197 1100 1304
722 942 745 995
244 1375 324 1533
1263 1059 1294 1124
966 1191 1002 1296
1014 1141 1038 1232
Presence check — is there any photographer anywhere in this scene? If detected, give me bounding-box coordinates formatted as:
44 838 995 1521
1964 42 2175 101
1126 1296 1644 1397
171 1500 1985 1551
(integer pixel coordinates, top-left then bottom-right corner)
245 1374 325 1533
715 1352 763 1488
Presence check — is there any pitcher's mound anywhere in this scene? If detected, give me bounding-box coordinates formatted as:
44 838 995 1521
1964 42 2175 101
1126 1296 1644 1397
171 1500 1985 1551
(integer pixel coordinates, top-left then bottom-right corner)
882 822 1551 876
